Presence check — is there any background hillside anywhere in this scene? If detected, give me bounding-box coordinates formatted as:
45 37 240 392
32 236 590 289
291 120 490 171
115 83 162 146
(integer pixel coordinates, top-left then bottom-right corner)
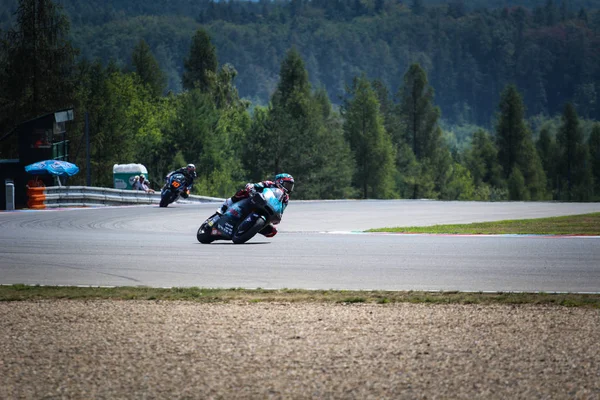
2 0 600 127
2 0 600 203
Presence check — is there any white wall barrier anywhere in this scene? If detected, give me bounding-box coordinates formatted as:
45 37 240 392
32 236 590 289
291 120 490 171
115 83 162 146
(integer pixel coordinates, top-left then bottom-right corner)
26 186 224 209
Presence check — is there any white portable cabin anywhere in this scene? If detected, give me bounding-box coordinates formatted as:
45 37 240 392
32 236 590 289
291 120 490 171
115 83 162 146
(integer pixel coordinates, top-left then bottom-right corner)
113 163 148 189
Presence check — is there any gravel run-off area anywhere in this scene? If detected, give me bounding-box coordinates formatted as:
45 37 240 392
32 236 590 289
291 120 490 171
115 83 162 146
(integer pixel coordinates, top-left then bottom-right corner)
1 300 599 399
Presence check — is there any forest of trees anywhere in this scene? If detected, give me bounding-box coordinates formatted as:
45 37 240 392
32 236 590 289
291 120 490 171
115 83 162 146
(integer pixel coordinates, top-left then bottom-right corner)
1 0 600 202
2 0 600 126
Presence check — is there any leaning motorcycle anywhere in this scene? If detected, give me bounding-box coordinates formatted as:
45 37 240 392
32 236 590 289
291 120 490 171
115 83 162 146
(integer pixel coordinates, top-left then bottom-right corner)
197 187 285 244
159 173 189 208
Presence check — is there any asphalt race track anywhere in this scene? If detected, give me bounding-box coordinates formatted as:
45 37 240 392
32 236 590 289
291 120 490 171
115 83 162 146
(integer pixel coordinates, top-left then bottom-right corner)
1 200 599 292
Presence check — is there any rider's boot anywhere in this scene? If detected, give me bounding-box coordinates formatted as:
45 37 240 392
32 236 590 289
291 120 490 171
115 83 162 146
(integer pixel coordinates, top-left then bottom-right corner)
259 224 277 238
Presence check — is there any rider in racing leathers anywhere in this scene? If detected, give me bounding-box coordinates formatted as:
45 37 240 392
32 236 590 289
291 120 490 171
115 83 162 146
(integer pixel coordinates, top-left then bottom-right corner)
164 164 197 198
216 173 294 237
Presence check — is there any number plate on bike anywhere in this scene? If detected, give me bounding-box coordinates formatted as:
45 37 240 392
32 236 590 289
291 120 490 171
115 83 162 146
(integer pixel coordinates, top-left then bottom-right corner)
172 181 181 188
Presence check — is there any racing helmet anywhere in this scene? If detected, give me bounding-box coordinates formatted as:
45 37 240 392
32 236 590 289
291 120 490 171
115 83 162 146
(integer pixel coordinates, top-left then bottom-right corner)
275 173 294 194
186 164 196 174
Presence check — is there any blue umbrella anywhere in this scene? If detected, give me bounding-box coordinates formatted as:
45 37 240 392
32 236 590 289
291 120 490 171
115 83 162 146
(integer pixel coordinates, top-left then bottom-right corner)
25 160 79 177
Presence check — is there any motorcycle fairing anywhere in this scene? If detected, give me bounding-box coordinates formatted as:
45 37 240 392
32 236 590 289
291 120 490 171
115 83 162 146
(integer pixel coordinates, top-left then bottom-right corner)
198 187 286 243
211 197 253 239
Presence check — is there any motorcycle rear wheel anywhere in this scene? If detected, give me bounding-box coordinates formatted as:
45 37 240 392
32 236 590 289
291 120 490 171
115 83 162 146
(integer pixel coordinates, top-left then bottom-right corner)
159 191 171 207
232 217 265 244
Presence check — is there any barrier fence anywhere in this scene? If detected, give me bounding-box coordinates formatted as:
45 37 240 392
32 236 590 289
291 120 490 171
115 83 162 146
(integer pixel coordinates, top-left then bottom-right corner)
26 186 223 209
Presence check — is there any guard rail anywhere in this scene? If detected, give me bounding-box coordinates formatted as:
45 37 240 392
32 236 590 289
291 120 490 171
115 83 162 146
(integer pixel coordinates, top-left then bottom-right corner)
26 186 223 209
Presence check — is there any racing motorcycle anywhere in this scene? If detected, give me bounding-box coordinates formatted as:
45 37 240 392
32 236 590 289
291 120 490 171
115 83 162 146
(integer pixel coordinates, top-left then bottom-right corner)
197 187 285 244
159 173 189 208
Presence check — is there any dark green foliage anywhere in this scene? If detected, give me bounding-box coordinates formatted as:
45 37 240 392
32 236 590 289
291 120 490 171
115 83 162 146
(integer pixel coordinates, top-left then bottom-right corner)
0 0 77 130
131 39 166 98
589 125 600 199
3 0 598 203
244 47 355 199
69 61 171 187
520 139 548 200
2 0 600 128
210 63 245 111
442 163 475 200
266 47 319 191
556 103 593 200
396 63 453 199
182 28 217 92
272 47 311 110
398 64 442 161
496 85 528 178
495 85 547 200
343 74 396 199
411 0 424 15
310 87 356 199
536 126 559 195
508 166 527 200
464 129 504 190
242 105 273 182
167 89 219 176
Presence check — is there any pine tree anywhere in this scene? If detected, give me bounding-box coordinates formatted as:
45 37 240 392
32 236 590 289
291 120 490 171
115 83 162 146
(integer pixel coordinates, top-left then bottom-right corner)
311 87 355 199
557 103 592 200
536 126 558 196
508 167 527 200
495 84 547 200
372 79 400 145
343 74 396 199
411 0 424 16
182 28 218 92
545 0 558 25
397 63 449 198
272 47 310 109
496 85 527 178
166 89 220 191
267 47 314 178
211 63 245 110
0 0 77 128
247 47 354 199
464 129 504 190
588 124 600 199
131 39 166 98
397 63 442 162
559 0 569 21
242 105 272 182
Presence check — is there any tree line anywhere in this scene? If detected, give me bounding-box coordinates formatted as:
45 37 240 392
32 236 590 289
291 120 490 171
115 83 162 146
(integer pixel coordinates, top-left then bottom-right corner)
1 0 597 128
1 0 599 202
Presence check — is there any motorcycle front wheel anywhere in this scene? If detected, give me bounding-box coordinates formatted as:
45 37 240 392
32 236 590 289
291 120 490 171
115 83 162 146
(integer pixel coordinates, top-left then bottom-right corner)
196 222 215 244
159 190 172 207
232 217 266 244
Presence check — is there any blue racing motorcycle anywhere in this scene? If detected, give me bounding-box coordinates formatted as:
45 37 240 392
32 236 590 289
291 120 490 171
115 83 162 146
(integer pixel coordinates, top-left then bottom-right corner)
159 173 189 208
197 187 285 244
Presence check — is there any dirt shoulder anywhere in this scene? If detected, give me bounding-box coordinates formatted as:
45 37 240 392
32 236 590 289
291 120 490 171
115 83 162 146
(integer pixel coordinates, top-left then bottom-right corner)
1 300 599 399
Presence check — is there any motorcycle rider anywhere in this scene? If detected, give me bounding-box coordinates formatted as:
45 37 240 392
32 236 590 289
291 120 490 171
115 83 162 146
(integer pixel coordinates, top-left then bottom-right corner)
164 164 197 198
216 173 294 238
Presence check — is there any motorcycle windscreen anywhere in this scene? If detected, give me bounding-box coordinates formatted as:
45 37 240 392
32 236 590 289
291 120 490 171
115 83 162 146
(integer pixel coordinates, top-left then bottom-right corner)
170 173 186 189
263 188 285 216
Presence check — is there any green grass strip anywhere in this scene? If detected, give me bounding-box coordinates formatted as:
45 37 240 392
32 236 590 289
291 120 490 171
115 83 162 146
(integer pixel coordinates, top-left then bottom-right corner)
368 212 600 235
1 285 599 308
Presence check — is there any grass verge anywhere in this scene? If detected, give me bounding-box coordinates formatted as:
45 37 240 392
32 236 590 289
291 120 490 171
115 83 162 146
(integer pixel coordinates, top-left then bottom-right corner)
1 285 599 308
368 212 600 235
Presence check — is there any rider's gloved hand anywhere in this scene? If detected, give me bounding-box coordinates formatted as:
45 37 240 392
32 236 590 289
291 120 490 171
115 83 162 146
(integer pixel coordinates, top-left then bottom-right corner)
245 183 257 194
